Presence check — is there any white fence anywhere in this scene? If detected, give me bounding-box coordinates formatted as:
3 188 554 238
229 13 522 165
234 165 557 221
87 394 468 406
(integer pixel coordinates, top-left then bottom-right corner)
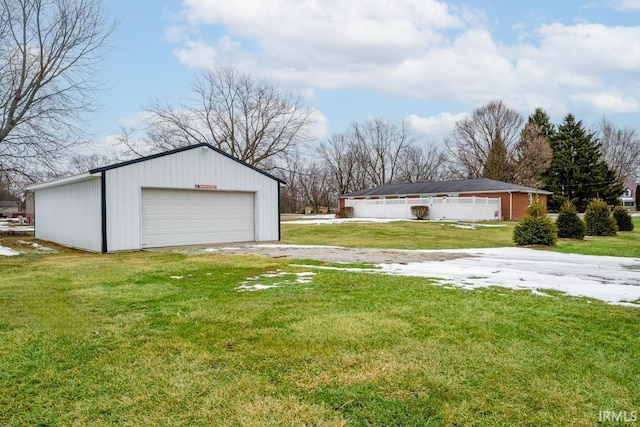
345 197 502 221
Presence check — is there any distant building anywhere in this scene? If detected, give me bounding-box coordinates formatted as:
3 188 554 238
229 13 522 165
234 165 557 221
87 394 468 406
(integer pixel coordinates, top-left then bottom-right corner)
340 178 552 221
622 182 639 210
0 200 20 217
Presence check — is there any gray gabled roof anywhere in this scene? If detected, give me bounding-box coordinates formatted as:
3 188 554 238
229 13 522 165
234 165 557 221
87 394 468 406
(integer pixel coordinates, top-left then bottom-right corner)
342 178 553 197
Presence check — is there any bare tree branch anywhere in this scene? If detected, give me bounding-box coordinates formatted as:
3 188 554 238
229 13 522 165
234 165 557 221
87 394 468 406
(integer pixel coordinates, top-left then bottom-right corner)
445 99 523 179
0 0 116 179
143 65 316 170
596 117 640 181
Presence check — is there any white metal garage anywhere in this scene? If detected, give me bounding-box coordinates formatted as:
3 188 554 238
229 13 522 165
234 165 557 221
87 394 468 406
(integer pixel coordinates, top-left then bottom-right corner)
27 143 284 252
140 189 255 248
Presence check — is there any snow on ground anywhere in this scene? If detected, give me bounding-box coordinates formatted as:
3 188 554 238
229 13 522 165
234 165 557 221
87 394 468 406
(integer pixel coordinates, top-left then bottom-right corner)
0 218 34 232
285 216 409 225
237 270 315 291
378 247 640 307
284 216 507 227
0 245 19 256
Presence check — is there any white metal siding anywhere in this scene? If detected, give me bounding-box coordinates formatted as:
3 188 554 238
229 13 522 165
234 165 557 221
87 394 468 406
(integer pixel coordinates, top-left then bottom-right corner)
34 178 102 252
141 189 255 247
105 147 279 251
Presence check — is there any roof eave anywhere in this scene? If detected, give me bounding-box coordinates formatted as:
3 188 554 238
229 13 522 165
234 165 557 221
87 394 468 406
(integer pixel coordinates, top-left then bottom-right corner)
26 171 101 191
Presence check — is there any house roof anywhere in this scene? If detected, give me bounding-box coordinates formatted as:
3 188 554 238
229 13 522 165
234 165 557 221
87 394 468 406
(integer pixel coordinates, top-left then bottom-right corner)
27 143 286 191
624 182 639 197
342 178 553 197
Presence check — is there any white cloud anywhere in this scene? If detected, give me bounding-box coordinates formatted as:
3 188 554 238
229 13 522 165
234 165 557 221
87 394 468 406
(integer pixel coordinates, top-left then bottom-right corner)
406 112 469 140
609 0 640 11
172 38 218 69
308 109 330 141
170 0 640 124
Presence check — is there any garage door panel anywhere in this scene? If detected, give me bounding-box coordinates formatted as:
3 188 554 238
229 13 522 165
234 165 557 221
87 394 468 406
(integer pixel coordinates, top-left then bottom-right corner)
141 189 255 248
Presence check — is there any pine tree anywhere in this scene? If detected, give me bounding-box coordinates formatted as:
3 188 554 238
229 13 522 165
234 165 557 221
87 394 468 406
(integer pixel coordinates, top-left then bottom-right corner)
543 114 624 211
555 201 585 239
528 108 556 140
482 132 514 181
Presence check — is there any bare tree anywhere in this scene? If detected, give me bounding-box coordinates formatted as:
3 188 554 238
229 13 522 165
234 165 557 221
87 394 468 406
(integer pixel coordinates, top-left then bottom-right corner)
277 152 306 213
513 122 553 187
596 117 640 182
319 118 442 197
354 118 413 186
396 143 445 183
140 65 315 170
318 130 367 195
445 100 523 179
299 162 333 213
0 0 115 179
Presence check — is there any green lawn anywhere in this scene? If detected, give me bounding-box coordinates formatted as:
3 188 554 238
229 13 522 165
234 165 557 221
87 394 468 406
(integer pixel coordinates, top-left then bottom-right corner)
281 221 516 250
1 246 639 426
282 217 640 257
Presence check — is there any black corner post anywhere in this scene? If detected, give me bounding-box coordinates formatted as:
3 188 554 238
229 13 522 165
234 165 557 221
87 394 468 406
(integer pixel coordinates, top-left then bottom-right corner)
100 171 108 253
277 182 282 241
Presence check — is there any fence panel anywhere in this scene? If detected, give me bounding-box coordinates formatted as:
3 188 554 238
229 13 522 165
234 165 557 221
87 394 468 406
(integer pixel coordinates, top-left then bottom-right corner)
345 197 501 221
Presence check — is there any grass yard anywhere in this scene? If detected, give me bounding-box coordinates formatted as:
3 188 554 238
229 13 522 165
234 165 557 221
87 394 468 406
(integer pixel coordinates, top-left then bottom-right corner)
282 216 640 257
1 246 639 426
281 221 516 250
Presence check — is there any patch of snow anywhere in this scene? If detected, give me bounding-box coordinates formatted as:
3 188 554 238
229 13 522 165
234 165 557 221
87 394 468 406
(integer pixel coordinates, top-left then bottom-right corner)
444 222 506 230
17 240 57 252
284 217 410 225
0 245 19 256
254 244 345 249
237 271 316 291
378 247 640 307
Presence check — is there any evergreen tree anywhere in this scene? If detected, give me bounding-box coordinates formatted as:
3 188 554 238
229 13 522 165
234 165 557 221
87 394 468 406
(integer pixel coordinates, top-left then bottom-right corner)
584 199 617 236
555 201 585 239
482 132 514 181
612 206 634 231
543 114 624 211
528 108 556 140
513 201 558 246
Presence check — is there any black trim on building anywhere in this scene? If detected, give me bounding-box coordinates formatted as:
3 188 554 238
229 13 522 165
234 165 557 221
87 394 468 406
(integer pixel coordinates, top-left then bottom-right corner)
277 182 281 241
89 143 286 185
100 171 108 254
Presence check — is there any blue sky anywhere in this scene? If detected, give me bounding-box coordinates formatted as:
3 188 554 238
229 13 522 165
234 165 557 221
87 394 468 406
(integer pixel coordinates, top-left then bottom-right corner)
93 0 640 152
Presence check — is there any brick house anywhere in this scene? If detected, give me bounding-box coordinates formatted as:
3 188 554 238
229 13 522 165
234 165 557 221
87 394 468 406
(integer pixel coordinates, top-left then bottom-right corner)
339 178 552 221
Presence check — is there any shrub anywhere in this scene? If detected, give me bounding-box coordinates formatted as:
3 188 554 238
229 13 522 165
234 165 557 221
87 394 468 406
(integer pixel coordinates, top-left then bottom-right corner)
584 199 617 236
548 194 567 212
335 207 354 218
612 206 634 231
555 201 585 239
513 201 558 246
410 205 429 220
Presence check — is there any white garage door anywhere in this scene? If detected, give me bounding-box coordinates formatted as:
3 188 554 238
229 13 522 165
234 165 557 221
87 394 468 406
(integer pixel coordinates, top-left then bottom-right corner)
141 188 255 248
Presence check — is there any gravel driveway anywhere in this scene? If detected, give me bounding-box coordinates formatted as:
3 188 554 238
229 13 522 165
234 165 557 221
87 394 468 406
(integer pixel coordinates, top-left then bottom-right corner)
198 243 468 264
